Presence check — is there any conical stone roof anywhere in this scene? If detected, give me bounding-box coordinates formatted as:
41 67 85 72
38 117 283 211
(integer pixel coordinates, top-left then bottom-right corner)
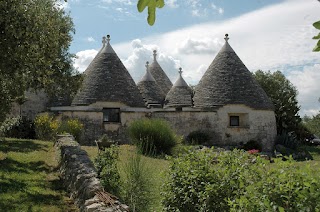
72 35 145 107
137 62 165 107
149 50 173 95
193 34 274 110
165 68 193 108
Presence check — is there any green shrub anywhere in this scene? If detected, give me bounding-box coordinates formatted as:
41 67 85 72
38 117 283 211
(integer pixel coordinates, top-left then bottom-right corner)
229 157 320 211
34 113 59 141
185 130 210 145
276 131 300 150
128 119 177 155
0 116 35 139
122 153 152 212
162 148 320 211
57 118 83 140
94 144 121 197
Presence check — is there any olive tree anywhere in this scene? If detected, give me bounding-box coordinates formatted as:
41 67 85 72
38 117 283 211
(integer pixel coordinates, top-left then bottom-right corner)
0 0 76 121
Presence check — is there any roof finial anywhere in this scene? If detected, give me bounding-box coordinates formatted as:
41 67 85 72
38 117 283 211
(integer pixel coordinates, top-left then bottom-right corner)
146 61 149 69
153 50 157 61
178 67 183 76
224 33 229 42
106 34 111 44
102 36 107 46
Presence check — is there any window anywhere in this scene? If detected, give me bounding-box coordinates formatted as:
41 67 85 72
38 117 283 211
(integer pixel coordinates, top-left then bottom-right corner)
103 108 120 123
175 107 182 111
230 116 240 127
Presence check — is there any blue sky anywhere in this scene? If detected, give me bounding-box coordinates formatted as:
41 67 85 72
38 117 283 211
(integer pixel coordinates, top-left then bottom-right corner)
61 0 320 116
65 0 283 52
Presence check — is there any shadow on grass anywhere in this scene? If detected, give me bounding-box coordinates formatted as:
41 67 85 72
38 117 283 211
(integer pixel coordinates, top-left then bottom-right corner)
26 191 62 205
0 139 48 153
0 191 66 212
0 158 51 173
0 178 27 193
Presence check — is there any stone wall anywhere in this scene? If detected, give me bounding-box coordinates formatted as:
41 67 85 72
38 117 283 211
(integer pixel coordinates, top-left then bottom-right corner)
52 104 277 151
56 135 128 212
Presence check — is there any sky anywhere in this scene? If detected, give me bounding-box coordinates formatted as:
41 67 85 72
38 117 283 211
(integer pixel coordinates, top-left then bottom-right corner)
60 0 320 116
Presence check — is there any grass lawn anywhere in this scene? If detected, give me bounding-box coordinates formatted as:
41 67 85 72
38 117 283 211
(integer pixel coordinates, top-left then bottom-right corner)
0 138 78 212
2 137 319 211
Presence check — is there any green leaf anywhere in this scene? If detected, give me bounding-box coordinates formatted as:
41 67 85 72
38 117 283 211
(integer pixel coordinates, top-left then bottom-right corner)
147 0 156 26
156 0 165 8
279 206 285 212
313 21 320 30
137 0 149 12
313 33 320 40
313 44 320 52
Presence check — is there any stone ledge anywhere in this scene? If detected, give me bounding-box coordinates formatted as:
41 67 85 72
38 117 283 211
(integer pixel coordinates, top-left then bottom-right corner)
55 134 128 212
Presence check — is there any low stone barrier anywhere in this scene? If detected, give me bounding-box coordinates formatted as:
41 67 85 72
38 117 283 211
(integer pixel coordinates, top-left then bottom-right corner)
55 134 129 212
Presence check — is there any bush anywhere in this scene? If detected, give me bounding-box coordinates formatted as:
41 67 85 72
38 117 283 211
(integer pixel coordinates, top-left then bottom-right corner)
229 157 320 211
0 116 35 139
94 144 121 197
128 119 177 155
35 114 83 141
34 113 59 141
122 153 152 212
162 148 320 211
57 118 83 140
185 130 210 145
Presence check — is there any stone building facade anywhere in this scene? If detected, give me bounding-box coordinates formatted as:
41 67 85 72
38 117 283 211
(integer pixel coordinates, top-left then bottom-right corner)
51 34 277 151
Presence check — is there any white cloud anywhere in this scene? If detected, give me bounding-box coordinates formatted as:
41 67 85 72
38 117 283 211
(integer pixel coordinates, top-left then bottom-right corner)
86 37 95 42
287 64 320 116
101 0 133 5
218 8 224 15
122 39 181 81
211 3 224 15
74 49 98 73
166 0 179 8
76 0 320 115
176 37 222 55
191 9 201 17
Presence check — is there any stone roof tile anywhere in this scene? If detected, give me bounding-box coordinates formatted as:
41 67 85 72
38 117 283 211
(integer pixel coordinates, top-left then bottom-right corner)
137 62 165 107
149 50 173 95
72 35 145 107
193 34 274 110
165 68 193 108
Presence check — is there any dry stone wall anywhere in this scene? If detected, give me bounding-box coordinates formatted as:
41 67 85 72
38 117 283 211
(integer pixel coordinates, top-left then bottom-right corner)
56 135 128 212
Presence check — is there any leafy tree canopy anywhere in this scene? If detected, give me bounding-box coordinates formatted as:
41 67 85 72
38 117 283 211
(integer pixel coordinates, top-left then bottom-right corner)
137 0 165 26
313 20 320 52
0 0 76 122
303 114 320 137
253 70 301 134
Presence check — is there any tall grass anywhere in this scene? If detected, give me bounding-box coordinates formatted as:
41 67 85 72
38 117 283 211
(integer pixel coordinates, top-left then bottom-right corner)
121 151 153 212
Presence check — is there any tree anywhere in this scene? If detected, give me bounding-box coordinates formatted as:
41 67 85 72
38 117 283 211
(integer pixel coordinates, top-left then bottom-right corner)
313 20 320 52
253 70 301 134
0 0 76 122
303 114 320 137
137 0 165 26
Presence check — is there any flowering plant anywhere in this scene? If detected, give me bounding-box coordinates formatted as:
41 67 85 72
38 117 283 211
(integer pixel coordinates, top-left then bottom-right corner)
247 149 260 154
